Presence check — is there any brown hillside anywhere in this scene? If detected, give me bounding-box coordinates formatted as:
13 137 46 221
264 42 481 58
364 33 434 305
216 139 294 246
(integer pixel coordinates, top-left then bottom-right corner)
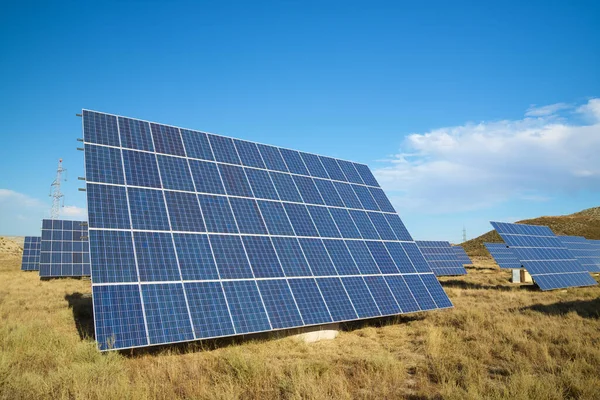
463 206 600 257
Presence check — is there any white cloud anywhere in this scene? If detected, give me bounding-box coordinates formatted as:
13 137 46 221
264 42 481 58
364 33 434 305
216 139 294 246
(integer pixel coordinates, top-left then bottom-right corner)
0 189 48 235
374 98 600 214
61 205 88 219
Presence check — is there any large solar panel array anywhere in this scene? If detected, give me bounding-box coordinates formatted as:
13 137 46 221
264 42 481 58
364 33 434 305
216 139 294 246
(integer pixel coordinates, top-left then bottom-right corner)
40 219 91 278
490 222 597 290
82 109 453 351
484 242 522 269
415 241 467 276
557 236 600 273
21 236 41 271
451 245 472 265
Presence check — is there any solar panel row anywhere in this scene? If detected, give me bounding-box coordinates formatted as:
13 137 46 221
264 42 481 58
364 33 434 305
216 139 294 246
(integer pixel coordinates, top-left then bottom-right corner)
40 219 91 278
490 222 597 290
484 243 522 269
21 236 41 271
415 241 467 276
451 246 472 265
82 110 453 351
557 236 600 273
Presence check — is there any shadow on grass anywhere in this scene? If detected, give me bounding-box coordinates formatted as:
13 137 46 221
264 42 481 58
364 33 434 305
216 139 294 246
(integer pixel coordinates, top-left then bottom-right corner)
65 292 95 340
522 298 600 319
440 279 537 292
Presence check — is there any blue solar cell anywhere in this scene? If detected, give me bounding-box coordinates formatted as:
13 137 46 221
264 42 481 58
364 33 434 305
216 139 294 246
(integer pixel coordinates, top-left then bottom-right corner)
319 157 347 181
485 243 522 269
333 182 363 209
83 110 120 146
368 188 396 213
452 246 472 265
534 272 598 291
85 145 124 185
367 212 397 240
270 172 303 202
118 117 154 151
208 134 241 165
288 278 332 325
242 236 285 278
329 208 362 239
142 283 194 344
229 198 268 234
420 274 453 308
283 203 319 237
93 284 147 350
363 276 401 316
157 155 195 191
89 230 137 283
385 214 413 241
280 148 310 175
401 243 433 273
189 160 226 194
313 179 345 207
345 240 380 274
341 277 380 318
352 185 380 211
257 201 295 235
323 240 359 275
209 235 254 279
40 219 90 278
349 210 380 239
245 168 279 200
180 129 214 161
173 234 219 280
164 191 206 232
222 280 272 334
123 150 161 188
403 275 437 311
336 160 364 184
271 237 313 277
366 241 398 274
256 144 288 172
198 195 238 233
21 236 41 271
299 238 337 276
184 282 235 338
299 152 330 179
307 206 341 238
233 139 266 169
316 278 357 321
353 163 380 187
292 175 325 205
87 184 130 229
128 188 170 231
384 242 417 273
384 275 420 313
150 123 186 156
218 164 253 197
257 280 304 329
134 232 180 281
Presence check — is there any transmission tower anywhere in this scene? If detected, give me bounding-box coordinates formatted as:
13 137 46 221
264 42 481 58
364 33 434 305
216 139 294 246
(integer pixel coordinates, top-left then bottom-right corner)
49 159 67 219
462 226 467 243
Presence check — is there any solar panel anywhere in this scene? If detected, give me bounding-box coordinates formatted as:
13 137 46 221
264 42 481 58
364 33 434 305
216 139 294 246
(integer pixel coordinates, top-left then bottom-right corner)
557 236 600 273
484 242 522 269
415 241 467 276
21 236 41 271
39 219 91 278
451 246 472 265
82 110 453 351
490 222 597 290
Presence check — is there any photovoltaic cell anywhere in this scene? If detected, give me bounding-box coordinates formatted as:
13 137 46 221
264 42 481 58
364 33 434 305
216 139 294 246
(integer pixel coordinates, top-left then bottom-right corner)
83 110 452 351
557 235 600 273
451 246 472 265
415 241 467 276
40 219 90 278
21 236 41 271
484 242 522 270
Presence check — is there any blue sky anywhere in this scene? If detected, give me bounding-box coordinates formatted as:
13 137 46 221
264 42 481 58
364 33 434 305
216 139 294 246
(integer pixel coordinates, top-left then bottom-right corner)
1 1 599 242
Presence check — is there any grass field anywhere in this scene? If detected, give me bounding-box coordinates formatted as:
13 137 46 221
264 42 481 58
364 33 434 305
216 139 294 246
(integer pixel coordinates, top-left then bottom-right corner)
1 246 600 399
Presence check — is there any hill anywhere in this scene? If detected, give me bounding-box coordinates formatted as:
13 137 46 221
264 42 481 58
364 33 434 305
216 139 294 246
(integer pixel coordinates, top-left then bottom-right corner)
462 206 600 257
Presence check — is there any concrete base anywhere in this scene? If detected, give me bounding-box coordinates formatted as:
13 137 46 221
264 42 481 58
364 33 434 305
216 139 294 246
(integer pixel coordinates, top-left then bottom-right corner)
289 323 340 343
512 269 521 283
520 269 533 283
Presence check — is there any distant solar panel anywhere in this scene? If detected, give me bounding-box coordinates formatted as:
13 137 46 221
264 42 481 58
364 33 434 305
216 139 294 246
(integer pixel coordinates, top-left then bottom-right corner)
490 222 597 290
21 236 41 271
39 219 90 278
451 245 472 265
82 110 453 351
415 241 467 276
484 242 522 269
557 236 600 273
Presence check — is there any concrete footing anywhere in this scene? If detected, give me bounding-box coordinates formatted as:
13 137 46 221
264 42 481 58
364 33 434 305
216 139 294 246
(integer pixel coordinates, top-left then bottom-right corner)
289 323 340 343
520 269 533 283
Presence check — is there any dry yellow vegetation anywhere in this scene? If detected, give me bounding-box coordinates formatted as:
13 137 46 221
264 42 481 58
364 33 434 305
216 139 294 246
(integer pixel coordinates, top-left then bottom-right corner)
1 249 600 399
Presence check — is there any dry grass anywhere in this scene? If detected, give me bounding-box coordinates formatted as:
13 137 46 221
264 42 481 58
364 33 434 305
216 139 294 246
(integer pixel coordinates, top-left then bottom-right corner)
1 251 600 399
